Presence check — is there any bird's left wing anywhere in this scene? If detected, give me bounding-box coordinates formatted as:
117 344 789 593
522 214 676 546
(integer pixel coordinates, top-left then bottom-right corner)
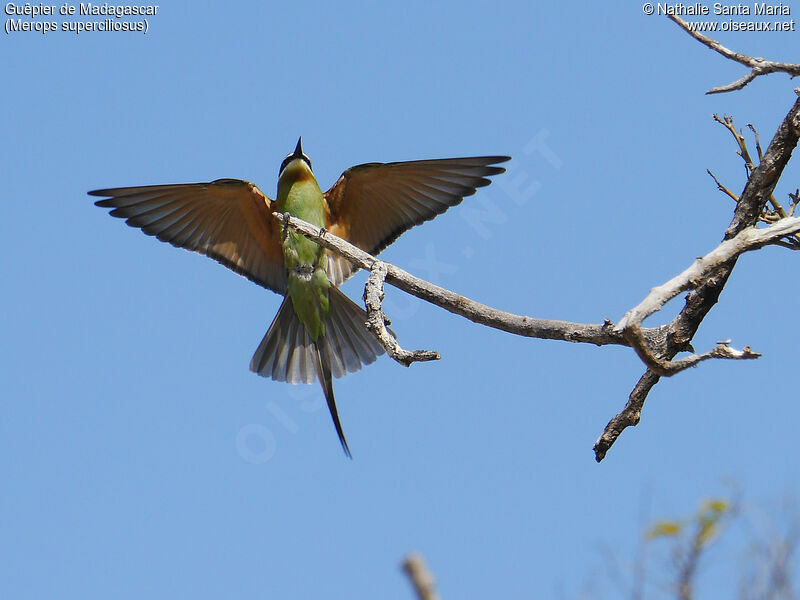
90 178 287 294
323 156 510 284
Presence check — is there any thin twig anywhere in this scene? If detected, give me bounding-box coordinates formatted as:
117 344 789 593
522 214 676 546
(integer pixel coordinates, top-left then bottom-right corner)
713 114 754 174
707 169 739 202
789 190 800 216
711 117 799 237
749 124 764 162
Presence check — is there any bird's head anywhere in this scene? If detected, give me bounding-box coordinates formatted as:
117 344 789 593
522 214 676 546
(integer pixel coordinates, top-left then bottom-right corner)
278 137 313 183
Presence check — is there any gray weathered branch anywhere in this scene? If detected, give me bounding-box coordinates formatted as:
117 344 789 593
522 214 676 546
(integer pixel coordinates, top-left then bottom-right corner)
595 94 800 461
626 324 760 377
274 35 800 463
363 261 440 366
669 14 800 94
275 114 800 454
278 208 797 375
617 216 800 333
274 212 635 355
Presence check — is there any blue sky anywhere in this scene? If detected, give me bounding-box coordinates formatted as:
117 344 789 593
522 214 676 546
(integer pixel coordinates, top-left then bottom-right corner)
3 2 800 598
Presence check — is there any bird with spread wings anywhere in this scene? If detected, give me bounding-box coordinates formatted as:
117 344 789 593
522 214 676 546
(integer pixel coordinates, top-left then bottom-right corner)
91 139 509 456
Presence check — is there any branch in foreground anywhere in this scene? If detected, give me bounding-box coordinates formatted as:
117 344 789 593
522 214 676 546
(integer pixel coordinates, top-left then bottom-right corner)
610 214 800 375
710 114 800 247
616 216 800 333
279 206 788 377
626 325 760 377
275 203 785 451
363 261 440 366
595 94 800 461
669 14 800 94
402 553 440 600
275 94 800 461
274 212 633 354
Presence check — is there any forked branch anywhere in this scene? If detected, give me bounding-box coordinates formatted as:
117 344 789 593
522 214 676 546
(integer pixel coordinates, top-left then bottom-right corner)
274 212 635 362
275 26 800 463
363 261 440 366
595 93 800 461
616 216 800 334
668 14 800 94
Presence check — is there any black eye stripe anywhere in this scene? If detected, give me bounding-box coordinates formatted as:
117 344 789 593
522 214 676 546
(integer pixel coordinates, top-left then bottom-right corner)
278 154 313 176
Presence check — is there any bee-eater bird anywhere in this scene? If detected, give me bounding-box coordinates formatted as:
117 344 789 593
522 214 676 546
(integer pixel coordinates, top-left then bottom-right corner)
90 139 509 456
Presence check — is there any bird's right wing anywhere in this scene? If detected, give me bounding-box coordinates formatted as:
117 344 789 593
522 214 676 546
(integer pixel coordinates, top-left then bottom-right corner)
90 178 288 294
323 156 510 284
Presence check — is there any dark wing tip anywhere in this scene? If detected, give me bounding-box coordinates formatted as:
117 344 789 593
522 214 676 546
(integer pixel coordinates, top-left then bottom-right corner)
90 188 132 207
483 155 512 164
470 179 493 191
470 156 511 186
89 189 117 206
452 155 510 165
481 156 511 174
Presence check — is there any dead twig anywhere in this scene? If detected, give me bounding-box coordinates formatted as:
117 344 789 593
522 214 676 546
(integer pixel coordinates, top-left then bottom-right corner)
707 169 739 202
363 261 440 366
669 14 800 94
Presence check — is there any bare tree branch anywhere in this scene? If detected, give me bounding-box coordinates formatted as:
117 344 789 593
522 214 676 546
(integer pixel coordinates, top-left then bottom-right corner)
273 94 800 462
270 33 800 464
595 93 800 461
707 168 739 202
668 15 800 94
616 216 800 334
626 327 760 377
402 553 440 600
709 116 800 243
363 261 440 367
274 212 634 350
749 124 765 162
603 215 800 376
713 114 756 175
